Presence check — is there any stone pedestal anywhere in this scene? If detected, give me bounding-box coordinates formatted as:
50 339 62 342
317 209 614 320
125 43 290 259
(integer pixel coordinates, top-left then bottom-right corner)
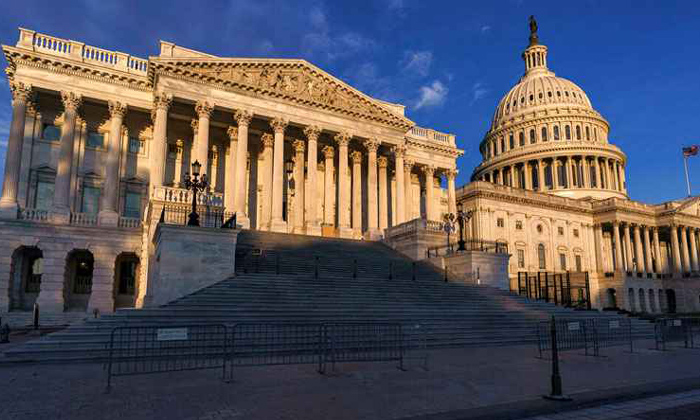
440 251 511 290
98 210 119 227
0 201 19 219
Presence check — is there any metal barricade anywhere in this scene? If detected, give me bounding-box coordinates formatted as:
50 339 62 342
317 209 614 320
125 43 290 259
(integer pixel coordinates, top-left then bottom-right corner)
106 324 228 392
655 318 695 351
320 323 404 373
537 318 589 358
586 318 633 356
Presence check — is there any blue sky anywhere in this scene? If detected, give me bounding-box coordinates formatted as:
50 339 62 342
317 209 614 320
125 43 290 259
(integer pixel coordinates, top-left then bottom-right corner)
0 0 699 203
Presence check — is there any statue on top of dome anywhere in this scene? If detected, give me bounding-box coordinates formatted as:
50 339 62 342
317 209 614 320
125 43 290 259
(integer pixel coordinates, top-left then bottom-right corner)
528 15 539 46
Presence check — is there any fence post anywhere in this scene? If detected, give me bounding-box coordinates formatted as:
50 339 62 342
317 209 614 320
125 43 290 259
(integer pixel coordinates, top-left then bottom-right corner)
537 272 542 300
566 272 572 307
553 275 559 306
315 256 319 279
518 272 523 295
544 273 550 303
544 316 571 401
585 273 591 310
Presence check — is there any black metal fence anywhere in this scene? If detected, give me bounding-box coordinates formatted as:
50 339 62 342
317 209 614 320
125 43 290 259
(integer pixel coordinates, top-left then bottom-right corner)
517 272 591 310
106 324 229 392
160 205 236 229
425 239 509 258
231 323 322 371
320 323 404 373
536 317 633 358
654 318 699 351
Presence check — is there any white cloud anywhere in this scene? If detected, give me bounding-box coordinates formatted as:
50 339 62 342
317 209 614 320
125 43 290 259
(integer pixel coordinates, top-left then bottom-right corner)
414 80 448 110
309 6 328 30
401 50 433 77
481 25 492 33
470 82 489 105
302 5 377 61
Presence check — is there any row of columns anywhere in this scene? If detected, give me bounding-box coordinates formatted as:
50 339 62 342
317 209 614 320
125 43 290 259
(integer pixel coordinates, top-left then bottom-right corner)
480 155 626 194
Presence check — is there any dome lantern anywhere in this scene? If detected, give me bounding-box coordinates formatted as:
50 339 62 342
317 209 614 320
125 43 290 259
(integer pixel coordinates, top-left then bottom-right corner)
522 16 549 76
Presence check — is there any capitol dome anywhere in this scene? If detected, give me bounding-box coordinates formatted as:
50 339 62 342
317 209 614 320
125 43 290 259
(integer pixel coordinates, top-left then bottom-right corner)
472 17 628 200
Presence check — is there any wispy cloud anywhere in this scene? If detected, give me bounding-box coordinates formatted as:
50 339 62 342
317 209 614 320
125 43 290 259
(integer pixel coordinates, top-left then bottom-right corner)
302 7 377 61
414 80 448 110
481 25 492 33
470 82 489 105
400 50 433 77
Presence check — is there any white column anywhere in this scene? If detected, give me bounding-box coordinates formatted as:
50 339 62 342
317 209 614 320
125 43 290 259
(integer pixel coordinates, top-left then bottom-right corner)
269 117 288 232
194 100 213 175
582 157 590 188
304 126 322 236
623 223 633 272
594 224 604 272
524 162 532 190
671 225 682 274
149 94 171 195
423 165 436 220
404 159 414 221
224 127 237 211
351 150 362 234
537 159 545 191
322 145 335 227
634 225 645 275
378 156 389 233
335 132 352 238
594 158 602 188
653 227 663 274
446 169 457 215
393 146 405 224
0 81 32 217
613 222 624 272
689 228 699 272
259 133 274 230
52 91 82 218
552 159 560 189
565 156 573 188
292 139 305 234
365 138 380 238
643 226 653 275
209 145 219 191
680 226 691 273
98 100 127 225
173 140 184 188
233 110 252 228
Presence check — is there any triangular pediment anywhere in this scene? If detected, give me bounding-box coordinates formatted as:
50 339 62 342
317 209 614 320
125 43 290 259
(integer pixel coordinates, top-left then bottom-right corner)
676 196 700 217
149 56 414 131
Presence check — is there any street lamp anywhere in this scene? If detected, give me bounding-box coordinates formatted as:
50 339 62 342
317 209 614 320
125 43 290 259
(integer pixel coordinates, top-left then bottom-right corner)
456 202 474 251
184 160 208 226
442 212 456 253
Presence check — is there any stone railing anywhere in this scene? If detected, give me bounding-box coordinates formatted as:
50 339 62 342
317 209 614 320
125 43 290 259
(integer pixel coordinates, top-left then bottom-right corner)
407 126 456 146
69 212 98 226
118 216 142 229
153 186 224 208
16 28 148 75
17 207 50 222
385 217 444 239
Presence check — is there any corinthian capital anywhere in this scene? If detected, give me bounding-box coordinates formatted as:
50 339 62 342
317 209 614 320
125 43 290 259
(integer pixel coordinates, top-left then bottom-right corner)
270 117 288 133
350 150 363 165
444 168 458 180
322 145 335 159
303 125 322 141
153 93 172 111
364 138 379 153
226 126 238 141
234 109 253 126
293 139 306 153
422 165 436 176
260 133 274 148
190 119 199 134
195 100 214 118
9 81 33 105
404 159 414 171
108 100 128 119
377 156 389 169
334 131 352 147
392 144 406 159
60 91 82 112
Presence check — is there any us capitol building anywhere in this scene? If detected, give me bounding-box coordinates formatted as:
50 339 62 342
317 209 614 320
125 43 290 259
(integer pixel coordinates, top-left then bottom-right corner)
0 22 698 320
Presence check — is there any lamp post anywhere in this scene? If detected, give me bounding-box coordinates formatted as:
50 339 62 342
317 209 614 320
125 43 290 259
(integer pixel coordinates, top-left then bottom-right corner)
456 202 474 251
184 160 208 226
443 212 456 254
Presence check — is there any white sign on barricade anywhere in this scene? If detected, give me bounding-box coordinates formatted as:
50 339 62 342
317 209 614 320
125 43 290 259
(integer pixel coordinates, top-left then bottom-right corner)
156 327 189 341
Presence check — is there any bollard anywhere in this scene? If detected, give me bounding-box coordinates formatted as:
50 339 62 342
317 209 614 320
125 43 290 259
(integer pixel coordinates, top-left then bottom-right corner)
33 302 40 330
543 316 571 401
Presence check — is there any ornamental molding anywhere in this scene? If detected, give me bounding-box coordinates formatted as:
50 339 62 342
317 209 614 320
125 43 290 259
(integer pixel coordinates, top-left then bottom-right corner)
148 58 414 131
404 137 463 158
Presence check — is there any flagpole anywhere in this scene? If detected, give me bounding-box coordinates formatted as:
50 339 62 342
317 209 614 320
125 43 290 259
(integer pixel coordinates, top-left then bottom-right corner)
684 154 691 197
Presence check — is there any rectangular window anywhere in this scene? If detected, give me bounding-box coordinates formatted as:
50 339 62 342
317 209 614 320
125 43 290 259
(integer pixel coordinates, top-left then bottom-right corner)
509 135 514 149
558 226 564 236
81 186 101 214
497 218 504 228
515 220 523 230
559 253 567 271
34 181 54 210
573 229 579 238
86 131 104 149
518 249 525 268
128 137 144 154
575 255 582 272
123 192 141 218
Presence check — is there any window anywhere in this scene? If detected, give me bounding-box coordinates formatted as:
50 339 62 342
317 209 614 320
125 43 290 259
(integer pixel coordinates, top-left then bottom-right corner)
553 126 560 140
575 126 582 140
573 228 579 238
509 134 514 149
537 224 543 234
585 126 590 141
559 253 567 270
81 186 101 215
497 218 504 228
565 125 571 140
529 129 536 144
519 132 525 146
538 244 546 269
34 181 54 210
558 226 564 236
128 136 144 154
123 192 141 218
500 137 505 153
516 220 523 230
541 127 548 141
594 128 598 141
518 249 525 268
42 124 61 141
508 135 514 149
590 166 597 187
86 131 104 149
575 255 582 272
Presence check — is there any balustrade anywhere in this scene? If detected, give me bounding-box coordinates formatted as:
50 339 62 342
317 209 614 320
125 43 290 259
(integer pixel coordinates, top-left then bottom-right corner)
18 207 50 222
118 217 142 229
153 186 224 208
69 212 98 226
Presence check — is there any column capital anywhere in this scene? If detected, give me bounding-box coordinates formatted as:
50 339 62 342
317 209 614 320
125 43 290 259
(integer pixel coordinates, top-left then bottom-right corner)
334 131 352 147
195 100 214 118
444 168 458 180
392 144 406 158
226 126 238 141
261 133 274 148
404 159 414 171
270 117 288 133
190 118 199 135
322 145 335 159
364 138 379 153
60 91 82 112
303 125 322 141
422 165 436 176
153 93 172 111
350 150 363 164
234 109 253 127
9 81 33 105
292 138 305 153
377 156 388 168
108 100 127 118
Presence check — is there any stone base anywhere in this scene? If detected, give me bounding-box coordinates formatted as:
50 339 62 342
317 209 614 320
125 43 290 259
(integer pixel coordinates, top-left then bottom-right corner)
441 251 511 290
0 199 18 219
50 207 71 225
270 219 288 233
98 210 119 226
305 223 322 236
339 226 354 239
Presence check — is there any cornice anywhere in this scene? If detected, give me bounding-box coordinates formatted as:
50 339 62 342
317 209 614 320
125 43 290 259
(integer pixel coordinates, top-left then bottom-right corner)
404 137 463 158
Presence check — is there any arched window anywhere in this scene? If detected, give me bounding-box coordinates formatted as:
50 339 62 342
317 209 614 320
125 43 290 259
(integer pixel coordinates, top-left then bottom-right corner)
529 129 536 144
565 125 571 140
509 135 514 149
519 132 525 146
500 137 505 152
575 126 582 140
538 244 546 269
553 126 560 140
594 128 598 141
541 127 548 141
585 126 590 141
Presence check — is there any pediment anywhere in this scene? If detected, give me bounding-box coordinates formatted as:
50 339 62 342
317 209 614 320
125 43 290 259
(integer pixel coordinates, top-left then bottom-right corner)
676 197 700 217
149 57 414 131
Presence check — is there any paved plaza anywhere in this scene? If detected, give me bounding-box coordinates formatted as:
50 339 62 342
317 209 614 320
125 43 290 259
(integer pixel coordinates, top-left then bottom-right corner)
2 338 700 420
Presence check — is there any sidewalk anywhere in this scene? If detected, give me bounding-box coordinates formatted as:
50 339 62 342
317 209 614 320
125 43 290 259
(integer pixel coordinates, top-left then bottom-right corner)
1 340 699 420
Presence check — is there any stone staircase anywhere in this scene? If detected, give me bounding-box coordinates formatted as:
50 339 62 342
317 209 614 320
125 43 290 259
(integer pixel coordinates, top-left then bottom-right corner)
2 230 654 363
